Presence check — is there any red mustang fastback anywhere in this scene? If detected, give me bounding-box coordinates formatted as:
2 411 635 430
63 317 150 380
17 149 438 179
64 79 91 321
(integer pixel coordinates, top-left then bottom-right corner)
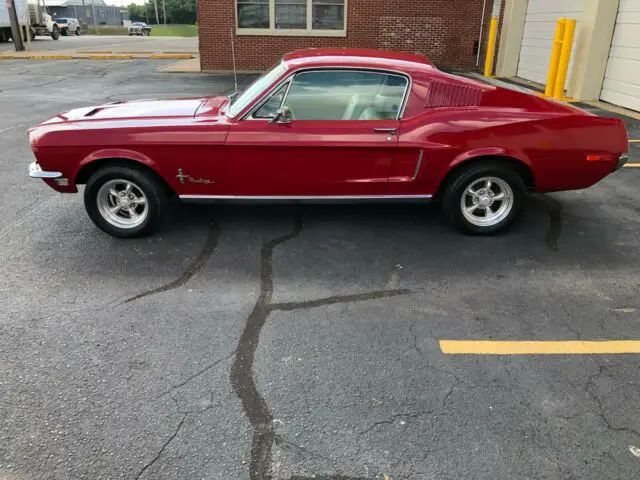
28 48 628 238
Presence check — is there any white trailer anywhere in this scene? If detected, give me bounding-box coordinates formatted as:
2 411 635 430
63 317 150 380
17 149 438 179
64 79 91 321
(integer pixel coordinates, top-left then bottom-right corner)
0 0 60 42
0 0 28 42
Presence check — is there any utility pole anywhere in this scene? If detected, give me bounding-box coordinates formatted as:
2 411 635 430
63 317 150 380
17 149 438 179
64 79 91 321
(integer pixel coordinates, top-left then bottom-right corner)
162 0 165 24
91 0 96 25
152 0 159 24
144 1 149 24
7 0 25 51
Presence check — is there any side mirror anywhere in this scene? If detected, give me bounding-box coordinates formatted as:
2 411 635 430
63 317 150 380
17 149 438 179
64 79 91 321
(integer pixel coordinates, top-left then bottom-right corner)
269 106 292 124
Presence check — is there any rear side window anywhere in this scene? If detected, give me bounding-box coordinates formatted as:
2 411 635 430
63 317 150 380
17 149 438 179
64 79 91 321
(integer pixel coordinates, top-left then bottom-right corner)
282 70 408 121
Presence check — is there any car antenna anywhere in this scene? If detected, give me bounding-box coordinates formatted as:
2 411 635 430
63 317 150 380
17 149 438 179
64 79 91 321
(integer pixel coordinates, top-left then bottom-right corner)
230 30 238 95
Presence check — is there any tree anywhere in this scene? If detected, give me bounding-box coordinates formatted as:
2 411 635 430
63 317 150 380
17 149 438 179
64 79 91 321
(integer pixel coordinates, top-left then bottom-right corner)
127 3 146 22
164 0 196 24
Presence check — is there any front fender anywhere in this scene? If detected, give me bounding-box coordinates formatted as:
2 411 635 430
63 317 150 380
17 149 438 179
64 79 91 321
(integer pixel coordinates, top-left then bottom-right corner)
73 148 161 183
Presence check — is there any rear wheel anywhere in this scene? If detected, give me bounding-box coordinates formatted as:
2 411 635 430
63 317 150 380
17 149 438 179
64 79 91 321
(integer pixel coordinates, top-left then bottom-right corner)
84 165 169 238
441 162 526 235
75 27 81 36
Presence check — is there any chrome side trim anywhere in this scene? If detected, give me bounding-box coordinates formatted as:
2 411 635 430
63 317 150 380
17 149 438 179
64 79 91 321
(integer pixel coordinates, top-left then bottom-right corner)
411 150 423 181
180 194 432 201
28 161 63 179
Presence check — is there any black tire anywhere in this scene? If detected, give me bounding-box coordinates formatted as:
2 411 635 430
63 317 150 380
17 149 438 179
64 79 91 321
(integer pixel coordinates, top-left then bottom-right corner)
84 165 169 238
75 28 81 36
61 27 68 36
51 25 60 40
441 161 526 235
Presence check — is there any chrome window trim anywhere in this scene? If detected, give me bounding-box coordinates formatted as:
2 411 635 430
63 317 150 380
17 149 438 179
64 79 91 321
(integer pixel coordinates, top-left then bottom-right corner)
250 79 292 120
241 66 412 121
180 194 432 200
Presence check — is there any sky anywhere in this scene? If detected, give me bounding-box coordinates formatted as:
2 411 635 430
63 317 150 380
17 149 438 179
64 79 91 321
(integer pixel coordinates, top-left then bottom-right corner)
108 0 146 5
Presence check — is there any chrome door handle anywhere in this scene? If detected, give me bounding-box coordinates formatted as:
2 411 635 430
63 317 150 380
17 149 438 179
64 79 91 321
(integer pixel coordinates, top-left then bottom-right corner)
373 127 398 133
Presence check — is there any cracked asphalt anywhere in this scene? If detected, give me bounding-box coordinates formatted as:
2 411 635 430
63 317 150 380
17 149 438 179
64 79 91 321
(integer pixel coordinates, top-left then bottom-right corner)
1 60 640 480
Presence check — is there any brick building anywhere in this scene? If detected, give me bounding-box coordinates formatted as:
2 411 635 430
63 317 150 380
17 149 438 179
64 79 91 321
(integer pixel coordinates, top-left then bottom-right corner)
198 0 504 73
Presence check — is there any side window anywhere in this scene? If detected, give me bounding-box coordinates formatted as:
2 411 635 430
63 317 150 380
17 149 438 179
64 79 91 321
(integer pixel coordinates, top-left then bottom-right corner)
283 70 408 121
253 82 289 119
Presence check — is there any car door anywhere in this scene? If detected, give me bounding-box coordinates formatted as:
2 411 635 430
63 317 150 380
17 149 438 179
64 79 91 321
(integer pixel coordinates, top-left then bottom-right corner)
224 69 410 197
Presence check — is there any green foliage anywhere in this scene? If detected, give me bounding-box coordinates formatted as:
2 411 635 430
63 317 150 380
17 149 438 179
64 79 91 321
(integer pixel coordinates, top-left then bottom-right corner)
127 3 146 22
127 0 196 25
165 0 196 24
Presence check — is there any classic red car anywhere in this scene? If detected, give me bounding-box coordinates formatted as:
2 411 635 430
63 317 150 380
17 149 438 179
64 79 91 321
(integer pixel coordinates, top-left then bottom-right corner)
28 48 628 238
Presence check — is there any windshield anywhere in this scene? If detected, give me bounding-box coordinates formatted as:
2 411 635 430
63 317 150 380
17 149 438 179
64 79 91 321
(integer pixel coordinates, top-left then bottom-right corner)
226 62 288 118
55 18 68 23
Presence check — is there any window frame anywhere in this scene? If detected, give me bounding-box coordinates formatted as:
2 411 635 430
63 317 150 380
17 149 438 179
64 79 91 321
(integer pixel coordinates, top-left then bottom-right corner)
243 67 412 121
235 0 347 37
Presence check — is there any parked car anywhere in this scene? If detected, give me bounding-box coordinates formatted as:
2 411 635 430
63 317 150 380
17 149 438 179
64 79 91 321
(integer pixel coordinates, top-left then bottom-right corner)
128 21 151 36
27 48 628 238
54 17 80 36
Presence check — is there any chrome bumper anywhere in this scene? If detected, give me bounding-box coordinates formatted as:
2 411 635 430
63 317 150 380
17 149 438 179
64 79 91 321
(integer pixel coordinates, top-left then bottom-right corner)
28 161 62 179
614 154 628 172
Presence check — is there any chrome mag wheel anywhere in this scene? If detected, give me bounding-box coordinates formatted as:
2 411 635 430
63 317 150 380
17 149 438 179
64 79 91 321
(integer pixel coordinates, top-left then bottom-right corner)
96 179 148 229
460 176 514 227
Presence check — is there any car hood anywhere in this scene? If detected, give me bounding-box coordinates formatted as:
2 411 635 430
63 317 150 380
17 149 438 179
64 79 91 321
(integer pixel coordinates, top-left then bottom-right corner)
38 98 209 125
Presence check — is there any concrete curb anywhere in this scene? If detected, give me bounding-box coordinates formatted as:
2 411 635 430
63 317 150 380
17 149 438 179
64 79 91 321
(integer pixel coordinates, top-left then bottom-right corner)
0 53 196 60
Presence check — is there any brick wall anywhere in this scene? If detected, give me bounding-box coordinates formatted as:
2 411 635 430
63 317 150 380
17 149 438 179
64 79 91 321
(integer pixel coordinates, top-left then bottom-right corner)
198 0 495 73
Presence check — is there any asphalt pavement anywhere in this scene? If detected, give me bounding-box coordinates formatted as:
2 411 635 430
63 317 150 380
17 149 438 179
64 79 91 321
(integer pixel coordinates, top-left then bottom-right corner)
1 60 640 480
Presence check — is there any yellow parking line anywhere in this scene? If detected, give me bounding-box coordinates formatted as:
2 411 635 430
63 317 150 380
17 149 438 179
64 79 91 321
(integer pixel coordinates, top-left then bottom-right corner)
625 163 640 167
439 340 640 355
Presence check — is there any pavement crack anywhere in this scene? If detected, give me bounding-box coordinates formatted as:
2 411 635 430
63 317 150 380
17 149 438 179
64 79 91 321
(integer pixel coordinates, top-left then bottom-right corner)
271 289 412 312
275 435 333 462
559 301 582 340
230 215 304 480
134 414 187 479
156 351 235 399
288 476 370 480
585 360 640 438
230 213 415 478
358 380 459 435
123 222 220 304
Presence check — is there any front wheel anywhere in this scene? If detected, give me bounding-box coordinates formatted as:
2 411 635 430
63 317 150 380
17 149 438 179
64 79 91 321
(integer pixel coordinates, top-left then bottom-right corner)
84 165 169 238
75 28 81 36
51 25 60 40
441 162 526 235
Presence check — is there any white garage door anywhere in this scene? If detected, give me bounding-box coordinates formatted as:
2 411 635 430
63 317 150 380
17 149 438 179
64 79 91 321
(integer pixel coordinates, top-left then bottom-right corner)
600 0 640 112
517 0 583 84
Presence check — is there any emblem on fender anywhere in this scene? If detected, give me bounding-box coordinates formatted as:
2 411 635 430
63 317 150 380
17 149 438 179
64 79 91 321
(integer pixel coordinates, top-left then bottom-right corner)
176 168 215 184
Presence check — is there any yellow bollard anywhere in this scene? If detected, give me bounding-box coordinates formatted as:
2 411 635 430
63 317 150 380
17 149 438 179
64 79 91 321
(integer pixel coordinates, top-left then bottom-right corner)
545 18 566 96
484 16 499 77
553 18 577 100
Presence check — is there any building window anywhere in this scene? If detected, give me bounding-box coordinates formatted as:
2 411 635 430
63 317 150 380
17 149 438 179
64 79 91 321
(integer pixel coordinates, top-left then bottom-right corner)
236 0 346 36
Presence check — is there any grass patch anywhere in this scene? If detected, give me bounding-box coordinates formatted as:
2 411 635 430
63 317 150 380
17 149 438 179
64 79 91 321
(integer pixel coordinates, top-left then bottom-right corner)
87 26 128 35
87 24 197 37
150 25 198 37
